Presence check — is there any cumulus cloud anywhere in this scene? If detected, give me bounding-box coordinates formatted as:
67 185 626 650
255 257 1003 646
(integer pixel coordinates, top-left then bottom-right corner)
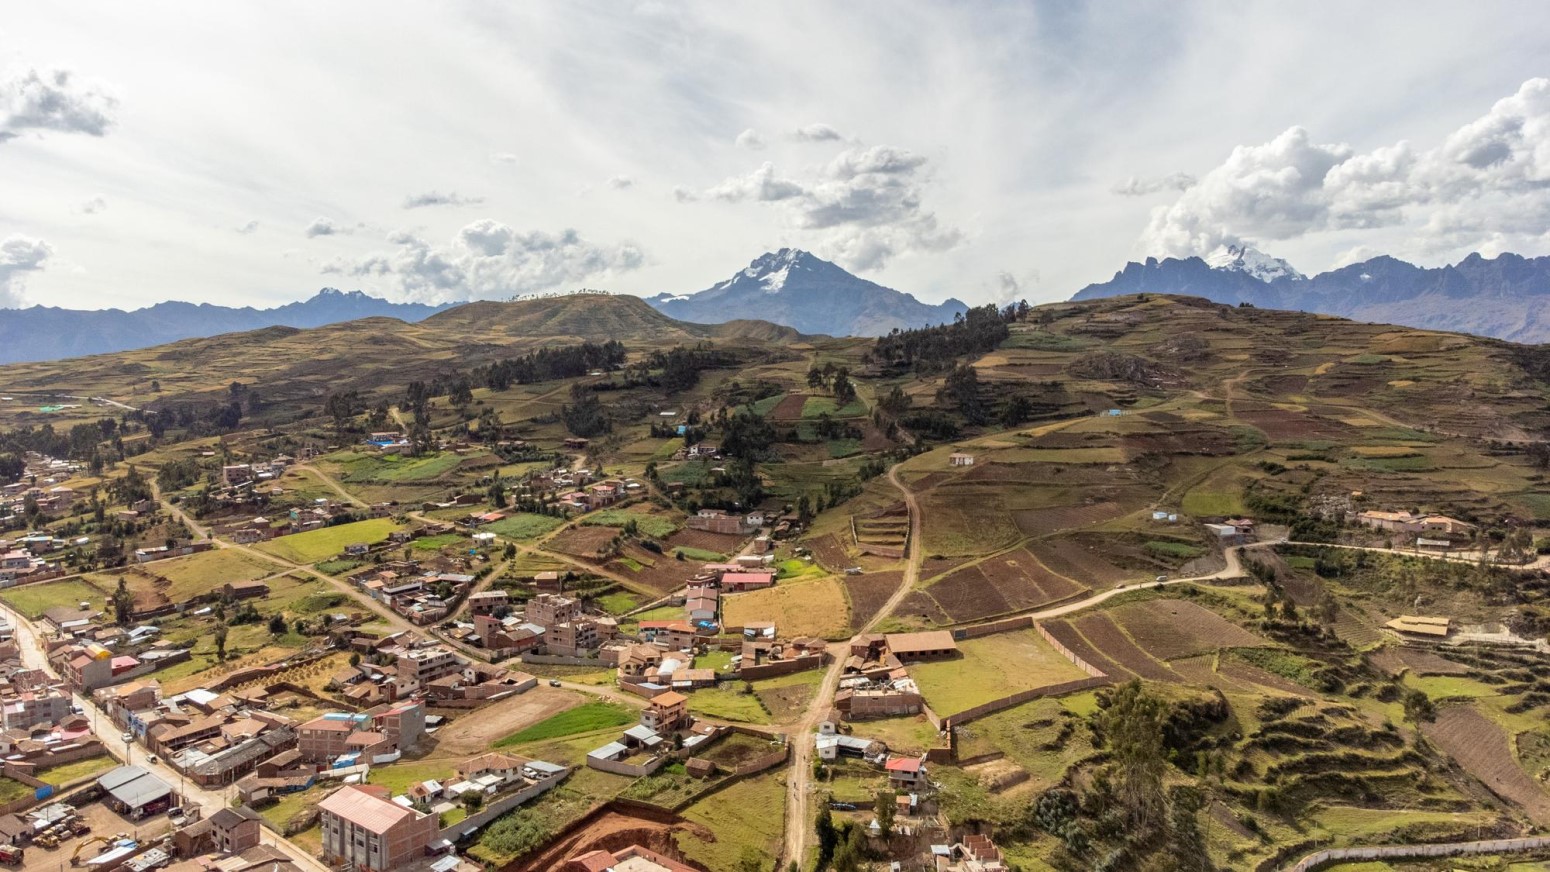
488 152 520 164
1140 77 1550 259
987 270 1039 305
1111 172 1197 196
672 186 698 204
79 196 107 214
699 144 962 271
607 175 634 190
236 219 259 234
304 216 345 238
734 128 764 150
402 190 485 209
0 235 51 308
323 221 645 303
793 123 844 142
0 68 117 143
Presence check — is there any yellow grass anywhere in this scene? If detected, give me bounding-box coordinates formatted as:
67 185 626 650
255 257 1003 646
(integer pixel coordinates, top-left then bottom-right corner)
909 629 1091 716
721 576 850 639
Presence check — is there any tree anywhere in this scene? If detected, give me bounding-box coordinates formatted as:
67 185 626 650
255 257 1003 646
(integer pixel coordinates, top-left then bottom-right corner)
875 788 896 839
267 613 287 635
1403 689 1436 724
734 847 763 872
460 790 484 813
1096 680 1168 831
938 364 988 425
214 623 229 659
815 805 839 870
111 576 134 626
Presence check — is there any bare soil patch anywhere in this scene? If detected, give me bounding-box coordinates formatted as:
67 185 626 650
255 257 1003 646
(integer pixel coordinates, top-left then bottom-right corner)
1013 501 1130 537
770 393 811 421
1071 612 1178 681
1423 704 1550 825
844 571 905 631
1107 599 1267 661
548 525 621 559
666 528 746 555
806 533 854 573
420 686 581 760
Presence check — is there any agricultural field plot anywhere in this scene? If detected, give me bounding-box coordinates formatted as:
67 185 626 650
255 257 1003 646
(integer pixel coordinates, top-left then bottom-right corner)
908 629 1092 717
722 576 850 639
801 395 868 419
493 701 634 748
674 770 787 871
1424 705 1550 826
843 570 905 631
1012 500 1134 537
952 697 1097 790
1068 612 1179 681
1105 599 1267 660
580 507 682 538
804 532 855 573
482 513 566 540
1029 537 1134 587
253 517 404 564
685 686 770 724
545 526 620 559
1039 620 1129 680
918 486 1023 557
751 669 827 722
769 393 813 420
664 528 744 555
605 543 696 595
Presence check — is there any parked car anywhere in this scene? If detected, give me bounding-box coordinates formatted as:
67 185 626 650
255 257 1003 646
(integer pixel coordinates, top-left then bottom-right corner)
121 732 133 743
146 754 159 764
548 679 562 687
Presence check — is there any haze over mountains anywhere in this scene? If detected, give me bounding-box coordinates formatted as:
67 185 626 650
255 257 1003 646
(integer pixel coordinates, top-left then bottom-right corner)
1073 248 1550 344
0 289 451 365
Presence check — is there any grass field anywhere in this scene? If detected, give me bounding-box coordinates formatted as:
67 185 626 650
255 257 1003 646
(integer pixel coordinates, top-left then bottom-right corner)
337 451 463 483
494 702 634 747
721 576 850 639
909 629 1091 716
0 778 33 806
802 396 867 418
581 509 680 538
483 513 566 540
685 687 771 724
150 549 287 600
34 755 116 786
0 578 104 618
254 517 403 564
675 770 786 870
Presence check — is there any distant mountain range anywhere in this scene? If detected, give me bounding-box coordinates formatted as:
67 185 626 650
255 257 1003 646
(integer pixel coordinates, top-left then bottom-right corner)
0 289 451 364
1072 247 1550 343
647 248 967 336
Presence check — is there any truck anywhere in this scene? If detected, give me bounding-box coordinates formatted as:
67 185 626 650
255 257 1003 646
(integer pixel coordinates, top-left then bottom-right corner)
0 845 24 865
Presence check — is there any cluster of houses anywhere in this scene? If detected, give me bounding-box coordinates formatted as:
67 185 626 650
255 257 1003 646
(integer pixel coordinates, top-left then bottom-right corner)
0 452 84 522
453 590 620 658
345 561 480 626
328 630 537 707
0 639 111 777
1353 509 1475 546
834 633 958 720
43 608 191 691
214 497 393 546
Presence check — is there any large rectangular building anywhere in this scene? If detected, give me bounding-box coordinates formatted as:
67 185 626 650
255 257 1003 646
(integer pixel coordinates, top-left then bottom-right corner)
318 785 437 872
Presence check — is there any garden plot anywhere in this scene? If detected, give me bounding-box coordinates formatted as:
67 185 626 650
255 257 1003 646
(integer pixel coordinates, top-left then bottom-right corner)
254 517 404 564
909 629 1092 717
1106 599 1267 660
1030 537 1133 587
1012 500 1132 537
546 526 620 559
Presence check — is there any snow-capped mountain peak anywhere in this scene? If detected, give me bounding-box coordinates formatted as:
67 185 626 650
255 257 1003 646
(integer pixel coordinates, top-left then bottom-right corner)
1205 244 1305 282
735 247 811 293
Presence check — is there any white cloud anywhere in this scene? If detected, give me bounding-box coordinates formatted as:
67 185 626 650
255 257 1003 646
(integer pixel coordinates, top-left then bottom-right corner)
794 123 844 142
0 235 52 307
304 216 345 238
734 128 764 150
80 195 107 214
672 186 697 203
0 67 116 143
607 175 634 190
488 152 520 164
987 269 1039 305
236 219 259 234
1111 172 1196 196
698 144 962 270
325 221 645 303
402 190 485 209
1141 77 1550 261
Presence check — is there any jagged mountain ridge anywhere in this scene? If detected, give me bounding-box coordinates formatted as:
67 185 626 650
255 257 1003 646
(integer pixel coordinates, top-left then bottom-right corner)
1072 249 1550 343
0 289 452 365
647 248 968 336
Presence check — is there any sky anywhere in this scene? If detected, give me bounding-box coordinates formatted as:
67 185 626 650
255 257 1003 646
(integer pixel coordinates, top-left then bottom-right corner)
4 2 1550 312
